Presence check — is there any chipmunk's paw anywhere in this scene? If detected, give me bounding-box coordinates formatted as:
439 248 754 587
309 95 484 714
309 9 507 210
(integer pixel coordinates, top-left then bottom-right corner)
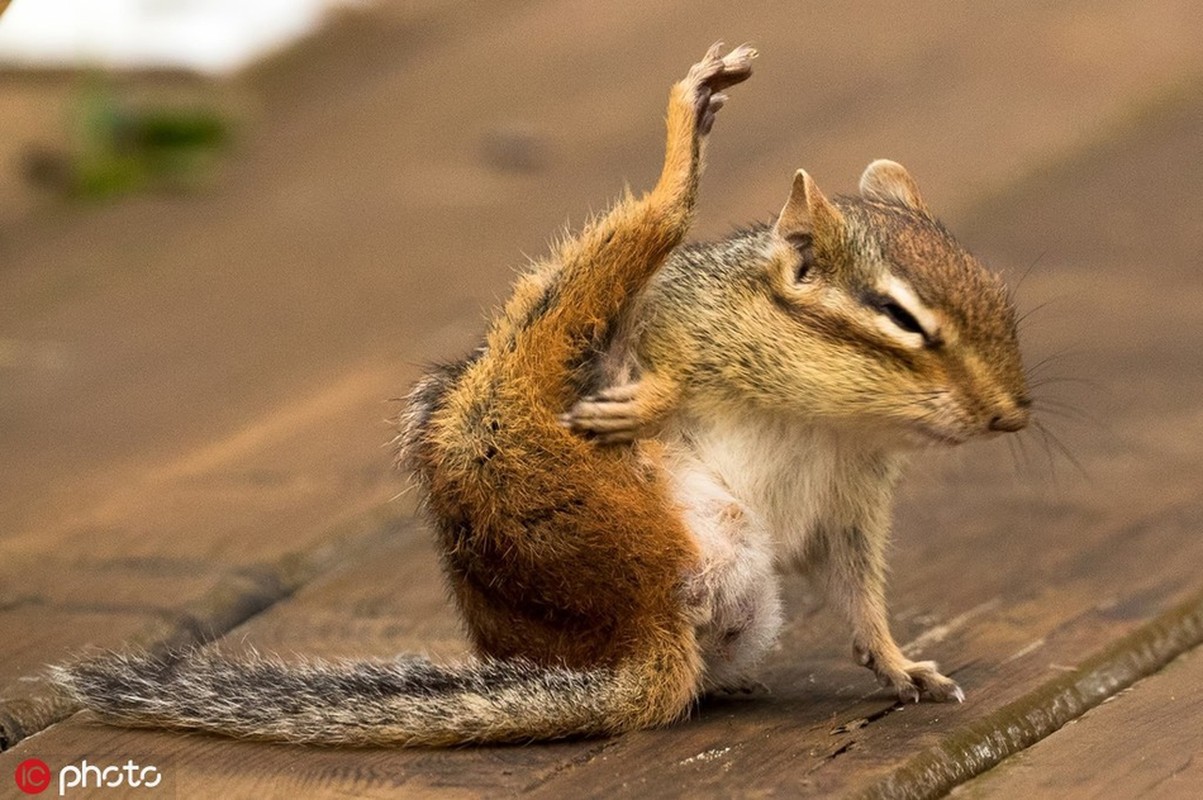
683 42 757 134
878 660 963 704
559 382 650 445
856 644 964 703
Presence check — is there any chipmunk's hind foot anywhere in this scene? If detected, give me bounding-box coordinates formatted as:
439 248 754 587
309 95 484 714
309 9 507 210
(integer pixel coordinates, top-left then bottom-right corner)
684 43 757 134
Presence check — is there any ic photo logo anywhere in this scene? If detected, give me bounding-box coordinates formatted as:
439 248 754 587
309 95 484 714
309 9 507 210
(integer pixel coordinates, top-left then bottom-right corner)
13 757 164 796
14 759 51 794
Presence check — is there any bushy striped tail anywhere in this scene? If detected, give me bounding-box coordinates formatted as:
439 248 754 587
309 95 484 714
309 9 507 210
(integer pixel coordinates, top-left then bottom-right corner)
52 649 677 747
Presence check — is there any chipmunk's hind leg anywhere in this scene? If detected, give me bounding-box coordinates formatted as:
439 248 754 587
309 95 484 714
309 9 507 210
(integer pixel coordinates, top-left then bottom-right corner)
408 48 756 713
642 43 756 244
552 47 758 445
495 44 757 402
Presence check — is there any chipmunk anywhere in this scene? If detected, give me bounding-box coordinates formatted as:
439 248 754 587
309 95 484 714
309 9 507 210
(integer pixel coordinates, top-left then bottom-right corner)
53 42 1029 746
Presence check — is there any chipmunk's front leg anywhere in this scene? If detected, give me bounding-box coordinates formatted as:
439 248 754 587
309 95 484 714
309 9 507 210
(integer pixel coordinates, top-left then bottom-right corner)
561 371 680 444
823 514 963 704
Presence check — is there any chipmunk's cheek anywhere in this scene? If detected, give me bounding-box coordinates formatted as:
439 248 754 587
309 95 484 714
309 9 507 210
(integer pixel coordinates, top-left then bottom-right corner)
902 390 977 446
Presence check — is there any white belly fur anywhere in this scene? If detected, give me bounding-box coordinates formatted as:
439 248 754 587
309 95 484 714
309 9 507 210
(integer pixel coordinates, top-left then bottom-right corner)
661 412 890 688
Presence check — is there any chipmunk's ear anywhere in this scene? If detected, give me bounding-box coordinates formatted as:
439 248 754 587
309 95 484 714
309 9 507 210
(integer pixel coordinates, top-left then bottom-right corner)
773 169 845 247
858 159 929 215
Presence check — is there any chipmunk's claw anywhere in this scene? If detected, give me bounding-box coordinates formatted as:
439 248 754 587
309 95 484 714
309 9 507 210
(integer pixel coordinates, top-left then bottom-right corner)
562 381 654 445
854 643 963 703
880 660 963 704
684 43 757 134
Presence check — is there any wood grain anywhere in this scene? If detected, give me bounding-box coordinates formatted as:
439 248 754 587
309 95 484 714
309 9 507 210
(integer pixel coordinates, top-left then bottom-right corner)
951 647 1203 800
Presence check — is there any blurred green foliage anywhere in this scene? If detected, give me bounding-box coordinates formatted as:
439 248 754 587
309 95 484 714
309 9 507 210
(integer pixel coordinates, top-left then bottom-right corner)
69 80 230 200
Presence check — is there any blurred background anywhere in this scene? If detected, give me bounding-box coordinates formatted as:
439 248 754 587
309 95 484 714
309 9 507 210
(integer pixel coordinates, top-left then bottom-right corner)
1 0 1202 731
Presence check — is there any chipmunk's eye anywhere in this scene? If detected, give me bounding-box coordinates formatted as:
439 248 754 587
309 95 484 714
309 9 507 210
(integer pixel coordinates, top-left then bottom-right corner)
880 300 925 336
863 283 943 348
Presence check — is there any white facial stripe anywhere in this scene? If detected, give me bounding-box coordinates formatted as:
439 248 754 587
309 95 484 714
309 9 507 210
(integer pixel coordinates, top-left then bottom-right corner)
880 275 941 336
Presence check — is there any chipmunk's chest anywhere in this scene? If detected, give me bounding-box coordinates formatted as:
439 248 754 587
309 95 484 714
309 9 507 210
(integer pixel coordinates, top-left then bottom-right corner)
658 413 884 683
674 414 876 555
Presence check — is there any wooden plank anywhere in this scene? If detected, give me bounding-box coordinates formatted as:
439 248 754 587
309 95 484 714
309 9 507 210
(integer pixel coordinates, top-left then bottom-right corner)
0 556 221 684
950 647 1203 800
0 508 408 749
6 484 1201 796
0 531 584 797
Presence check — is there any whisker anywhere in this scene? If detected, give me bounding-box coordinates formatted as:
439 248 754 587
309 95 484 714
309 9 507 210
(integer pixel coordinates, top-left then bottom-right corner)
1027 375 1104 391
1024 426 1059 483
1024 348 1084 379
1015 287 1071 332
1005 434 1026 476
1033 396 1097 420
1035 396 1120 443
1014 248 1048 294
1032 405 1092 425
1015 428 1034 474
1032 419 1088 478
1016 297 1057 328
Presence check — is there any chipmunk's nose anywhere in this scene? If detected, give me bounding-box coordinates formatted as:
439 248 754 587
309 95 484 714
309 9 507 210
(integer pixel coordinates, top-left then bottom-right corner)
987 398 1030 433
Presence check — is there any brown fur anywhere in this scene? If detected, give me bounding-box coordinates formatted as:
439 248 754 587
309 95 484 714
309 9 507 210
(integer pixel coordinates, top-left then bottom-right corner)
397 43 758 732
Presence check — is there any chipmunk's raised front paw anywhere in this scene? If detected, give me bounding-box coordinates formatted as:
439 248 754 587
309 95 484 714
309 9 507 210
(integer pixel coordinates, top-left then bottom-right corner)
856 644 964 704
683 42 757 134
560 382 650 445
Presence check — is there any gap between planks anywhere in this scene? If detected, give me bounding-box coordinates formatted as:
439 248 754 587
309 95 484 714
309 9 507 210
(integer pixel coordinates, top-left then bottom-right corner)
0 505 411 752
856 586 1203 800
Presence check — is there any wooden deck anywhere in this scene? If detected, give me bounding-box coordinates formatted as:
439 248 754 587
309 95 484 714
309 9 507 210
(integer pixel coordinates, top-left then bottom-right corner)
2 2 1202 797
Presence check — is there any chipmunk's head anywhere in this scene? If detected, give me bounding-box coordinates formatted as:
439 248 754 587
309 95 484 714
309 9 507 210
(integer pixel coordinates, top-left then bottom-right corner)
758 160 1029 445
